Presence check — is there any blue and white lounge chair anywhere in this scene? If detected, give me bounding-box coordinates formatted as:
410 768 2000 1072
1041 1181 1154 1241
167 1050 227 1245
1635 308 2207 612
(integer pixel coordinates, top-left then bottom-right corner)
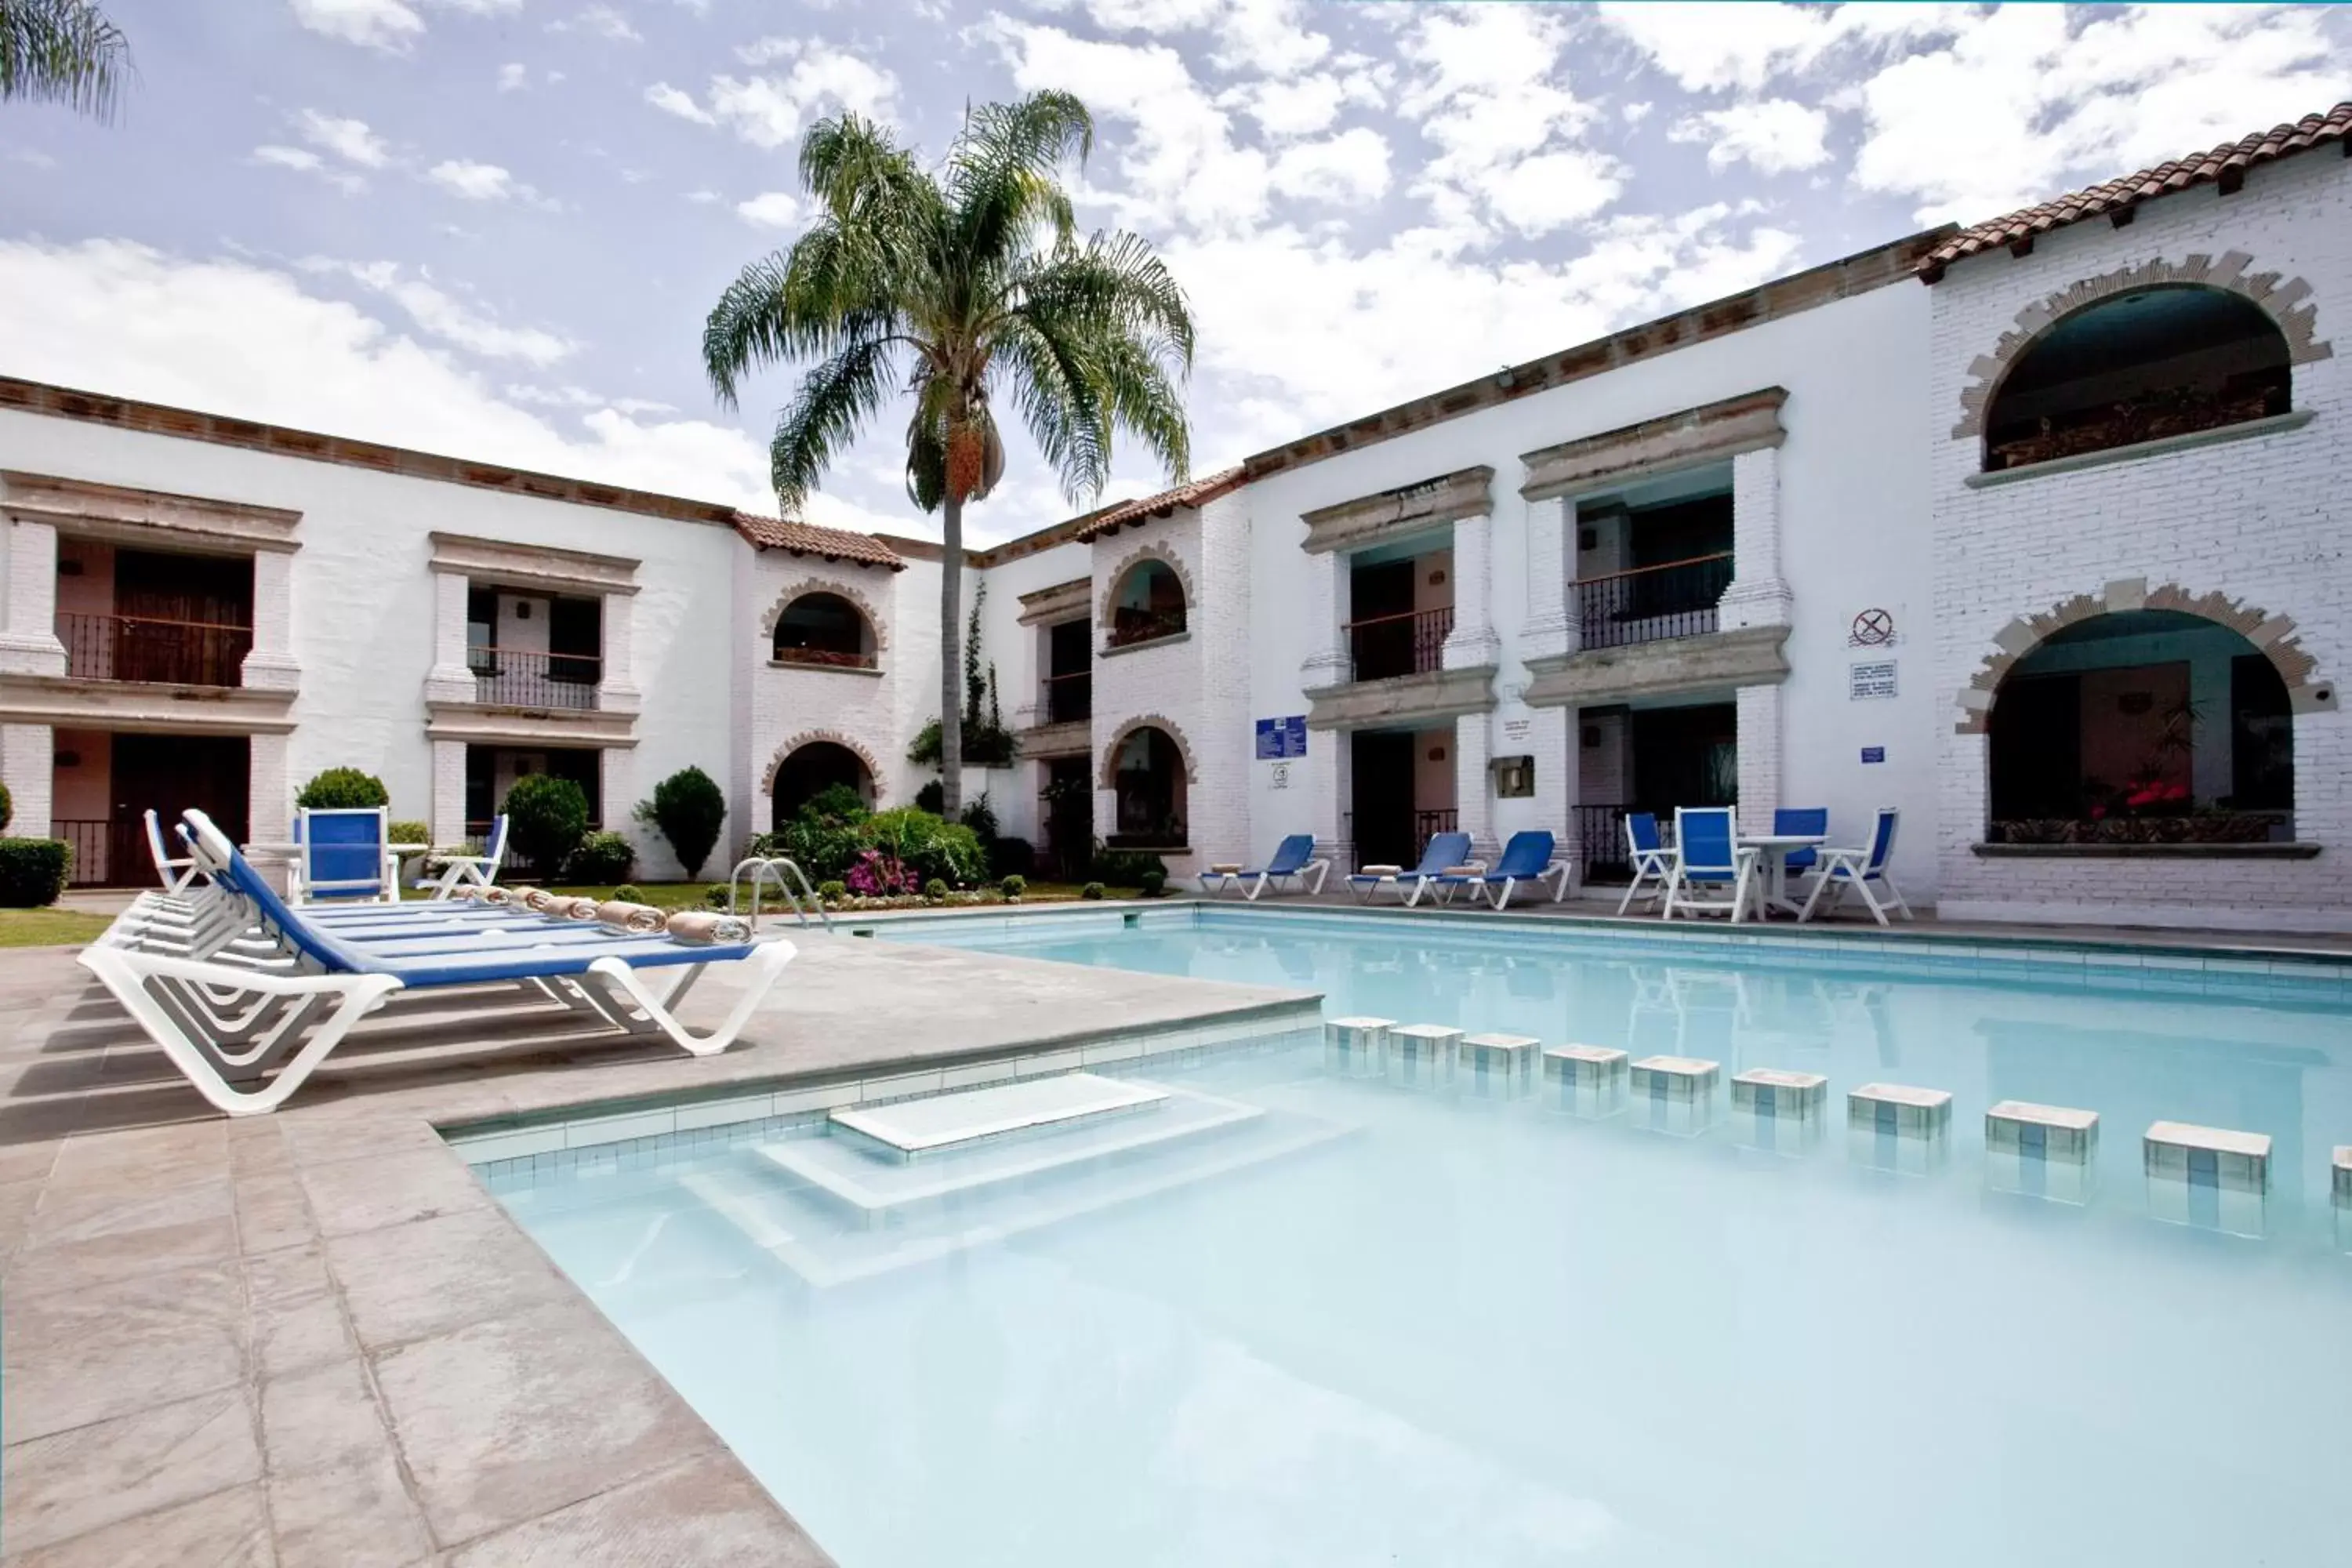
80 811 794 1116
1616 812 1675 916
1447 831 1572 909
144 808 203 895
414 814 510 899
1346 832 1472 907
292 807 397 905
1663 807 1755 923
1798 807 1912 927
1201 834 1330 899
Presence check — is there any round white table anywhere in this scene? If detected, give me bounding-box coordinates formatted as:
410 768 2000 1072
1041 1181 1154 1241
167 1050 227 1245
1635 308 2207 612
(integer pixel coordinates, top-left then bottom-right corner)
1737 833 1827 919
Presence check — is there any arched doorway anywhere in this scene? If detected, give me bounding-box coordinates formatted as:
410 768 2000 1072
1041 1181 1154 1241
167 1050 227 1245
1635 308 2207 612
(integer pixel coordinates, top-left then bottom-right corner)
1107 725 1188 848
771 592 877 669
1105 559 1187 648
1987 609 2292 842
1982 285 2291 472
771 740 874 829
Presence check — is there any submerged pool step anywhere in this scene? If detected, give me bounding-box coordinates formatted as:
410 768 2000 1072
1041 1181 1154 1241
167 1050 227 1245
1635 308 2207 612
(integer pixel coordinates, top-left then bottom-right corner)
829 1073 1170 1163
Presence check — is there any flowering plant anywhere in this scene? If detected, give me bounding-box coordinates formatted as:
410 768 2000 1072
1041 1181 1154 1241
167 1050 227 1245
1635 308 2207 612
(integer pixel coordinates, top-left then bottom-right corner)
845 849 916 897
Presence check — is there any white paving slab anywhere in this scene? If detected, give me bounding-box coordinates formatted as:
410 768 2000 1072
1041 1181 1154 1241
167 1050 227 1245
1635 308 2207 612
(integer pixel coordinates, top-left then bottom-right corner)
829 1071 1167 1159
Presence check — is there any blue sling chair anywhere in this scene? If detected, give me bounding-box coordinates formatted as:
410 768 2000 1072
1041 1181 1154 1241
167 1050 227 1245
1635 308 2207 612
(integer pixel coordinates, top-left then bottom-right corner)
1200 833 1331 900
80 810 795 1116
1431 830 1573 909
1346 831 1472 907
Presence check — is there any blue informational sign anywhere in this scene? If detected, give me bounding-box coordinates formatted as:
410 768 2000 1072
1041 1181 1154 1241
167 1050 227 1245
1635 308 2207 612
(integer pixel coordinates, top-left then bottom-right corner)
1256 716 1308 760
1860 746 1886 764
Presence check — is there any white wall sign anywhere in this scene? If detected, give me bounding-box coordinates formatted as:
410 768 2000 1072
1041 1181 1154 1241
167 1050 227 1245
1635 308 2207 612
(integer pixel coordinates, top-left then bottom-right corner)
1501 717 1531 745
1849 660 1898 701
1268 761 1291 790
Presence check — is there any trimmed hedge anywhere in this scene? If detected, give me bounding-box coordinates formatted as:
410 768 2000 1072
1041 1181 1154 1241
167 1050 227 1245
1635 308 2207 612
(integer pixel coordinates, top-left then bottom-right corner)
0 779 12 835
503 775 590 874
635 766 726 878
0 839 73 907
296 768 390 810
564 830 636 884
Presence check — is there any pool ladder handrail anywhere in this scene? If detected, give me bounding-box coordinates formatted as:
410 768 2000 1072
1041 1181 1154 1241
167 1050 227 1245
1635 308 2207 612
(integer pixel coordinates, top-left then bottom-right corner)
726 856 833 931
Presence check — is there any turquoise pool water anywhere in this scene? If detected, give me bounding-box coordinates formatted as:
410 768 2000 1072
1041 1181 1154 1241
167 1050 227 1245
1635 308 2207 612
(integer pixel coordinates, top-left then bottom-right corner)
489 911 2352 1565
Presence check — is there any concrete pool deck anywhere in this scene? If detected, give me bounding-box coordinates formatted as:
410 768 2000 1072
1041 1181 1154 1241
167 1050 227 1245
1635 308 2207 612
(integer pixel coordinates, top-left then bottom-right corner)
0 931 1319 1565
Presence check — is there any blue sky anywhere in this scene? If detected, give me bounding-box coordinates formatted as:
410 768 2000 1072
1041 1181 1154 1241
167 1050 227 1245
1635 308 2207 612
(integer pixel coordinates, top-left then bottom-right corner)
1 2 2345 545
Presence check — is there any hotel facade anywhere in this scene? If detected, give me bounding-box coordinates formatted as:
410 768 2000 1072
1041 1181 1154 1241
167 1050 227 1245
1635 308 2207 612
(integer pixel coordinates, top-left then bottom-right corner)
2 105 2345 931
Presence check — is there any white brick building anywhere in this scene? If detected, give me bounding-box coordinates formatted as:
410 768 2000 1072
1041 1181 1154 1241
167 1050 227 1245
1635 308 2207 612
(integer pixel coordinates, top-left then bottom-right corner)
0 102 2345 927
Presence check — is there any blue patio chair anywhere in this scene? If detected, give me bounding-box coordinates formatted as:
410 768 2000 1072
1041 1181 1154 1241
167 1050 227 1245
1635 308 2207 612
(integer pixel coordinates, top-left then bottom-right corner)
1445 831 1572 909
292 808 397 905
1617 812 1675 916
1346 831 1472 907
79 811 796 1117
1664 806 1756 923
1798 807 1913 927
1200 833 1330 900
1773 807 1828 875
413 814 510 899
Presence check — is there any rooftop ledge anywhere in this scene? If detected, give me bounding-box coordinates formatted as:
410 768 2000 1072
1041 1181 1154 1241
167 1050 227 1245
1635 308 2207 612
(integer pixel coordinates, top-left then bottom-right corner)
1962 408 2314 489
1971 841 2321 859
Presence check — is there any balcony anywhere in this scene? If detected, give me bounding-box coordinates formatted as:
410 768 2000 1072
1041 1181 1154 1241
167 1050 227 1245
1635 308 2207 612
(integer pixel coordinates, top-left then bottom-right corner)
56 612 252 688
770 645 879 672
1574 552 1733 649
1105 605 1186 650
468 646 600 710
1347 606 1453 682
1043 669 1092 724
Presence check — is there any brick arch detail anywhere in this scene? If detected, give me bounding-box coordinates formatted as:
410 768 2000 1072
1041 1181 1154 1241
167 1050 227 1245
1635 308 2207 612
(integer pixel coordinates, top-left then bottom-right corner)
1950 252 2333 441
760 729 884 794
759 576 889 653
1956 579 2339 735
1097 543 1195 626
1099 714 1199 788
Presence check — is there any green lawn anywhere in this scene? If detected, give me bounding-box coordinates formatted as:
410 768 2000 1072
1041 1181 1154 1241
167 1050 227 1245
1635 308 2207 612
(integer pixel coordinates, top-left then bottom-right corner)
0 909 114 947
544 880 1147 910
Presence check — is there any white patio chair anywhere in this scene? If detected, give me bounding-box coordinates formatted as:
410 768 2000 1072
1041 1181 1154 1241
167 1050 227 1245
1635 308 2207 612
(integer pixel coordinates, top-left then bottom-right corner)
1616 812 1675 915
414 814 510 900
1798 807 1914 927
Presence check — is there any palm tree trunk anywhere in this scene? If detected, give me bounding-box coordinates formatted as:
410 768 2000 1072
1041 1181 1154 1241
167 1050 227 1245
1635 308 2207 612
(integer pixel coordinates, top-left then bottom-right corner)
938 488 964 818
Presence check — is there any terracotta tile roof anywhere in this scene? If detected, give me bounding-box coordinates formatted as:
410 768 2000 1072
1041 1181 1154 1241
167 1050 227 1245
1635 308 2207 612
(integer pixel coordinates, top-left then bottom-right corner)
1070 466 1247 541
1918 102 2352 282
730 512 906 569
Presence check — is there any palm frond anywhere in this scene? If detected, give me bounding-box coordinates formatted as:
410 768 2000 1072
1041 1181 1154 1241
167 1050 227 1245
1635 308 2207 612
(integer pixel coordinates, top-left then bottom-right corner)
946 91 1093 273
768 337 901 509
1011 230 1196 377
0 0 129 120
991 314 1113 503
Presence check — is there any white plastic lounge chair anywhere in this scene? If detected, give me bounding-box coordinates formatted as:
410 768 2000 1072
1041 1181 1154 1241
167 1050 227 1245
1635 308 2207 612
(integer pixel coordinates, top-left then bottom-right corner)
1798 807 1913 927
80 811 794 1116
290 808 398 905
413 814 509 899
1443 831 1573 909
1345 832 1472 907
143 808 203 895
1663 807 1756 923
1616 813 1675 916
1200 834 1330 900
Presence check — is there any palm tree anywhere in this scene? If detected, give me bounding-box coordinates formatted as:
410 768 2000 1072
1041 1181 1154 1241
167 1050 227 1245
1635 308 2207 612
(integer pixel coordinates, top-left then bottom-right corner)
1 0 129 119
704 91 1195 817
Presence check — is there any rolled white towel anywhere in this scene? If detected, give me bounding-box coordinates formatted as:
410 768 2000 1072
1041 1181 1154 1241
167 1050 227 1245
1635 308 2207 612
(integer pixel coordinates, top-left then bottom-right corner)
596 899 668 935
666 910 753 946
478 886 517 906
557 897 603 920
521 887 564 913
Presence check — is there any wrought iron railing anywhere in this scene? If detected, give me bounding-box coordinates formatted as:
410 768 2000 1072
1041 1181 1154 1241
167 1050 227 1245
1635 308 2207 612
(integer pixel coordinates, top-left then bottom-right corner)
1574 552 1733 649
769 644 877 671
1041 669 1092 724
53 818 149 887
56 612 252 687
1347 605 1454 681
1106 606 1186 648
1413 808 1459 856
468 645 601 709
1574 804 1637 883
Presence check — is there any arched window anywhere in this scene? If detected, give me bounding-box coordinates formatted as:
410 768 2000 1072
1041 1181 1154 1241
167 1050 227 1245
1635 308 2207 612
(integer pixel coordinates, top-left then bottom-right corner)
771 592 877 670
1105 560 1186 648
1109 726 1187 848
771 740 874 829
1983 286 2291 472
1986 609 2292 844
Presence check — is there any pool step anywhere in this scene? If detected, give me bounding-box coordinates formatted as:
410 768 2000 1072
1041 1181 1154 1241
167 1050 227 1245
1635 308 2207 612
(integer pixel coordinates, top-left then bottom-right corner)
1847 1083 1953 1175
1732 1069 1828 1156
1986 1101 2100 1205
829 1073 1170 1163
1542 1045 1627 1119
1629 1055 1721 1137
2145 1121 2270 1238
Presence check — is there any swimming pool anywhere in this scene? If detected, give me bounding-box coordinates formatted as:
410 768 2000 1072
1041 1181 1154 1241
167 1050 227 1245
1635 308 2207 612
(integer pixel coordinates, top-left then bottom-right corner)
485 909 2352 1565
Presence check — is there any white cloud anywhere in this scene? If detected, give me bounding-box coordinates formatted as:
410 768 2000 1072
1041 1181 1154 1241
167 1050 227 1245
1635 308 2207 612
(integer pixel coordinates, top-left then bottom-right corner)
561 5 642 42
250 143 365 194
1671 99 1832 176
426 158 528 202
1268 128 1390 205
497 62 528 91
1222 74 1344 139
288 0 424 53
683 188 721 204
296 109 390 169
644 81 717 125
735 191 802 230
706 42 898 149
1075 0 1330 78
303 258 575 366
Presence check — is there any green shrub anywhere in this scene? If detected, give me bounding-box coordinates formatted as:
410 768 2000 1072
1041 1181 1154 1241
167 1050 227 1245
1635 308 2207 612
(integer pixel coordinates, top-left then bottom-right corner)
563 829 636 884
1080 880 1105 901
704 884 733 910
924 877 949 902
612 884 644 902
0 779 13 835
296 768 390 810
388 819 430 848
817 879 847 903
0 839 72 907
865 808 986 886
990 835 1035 880
1000 874 1026 900
1137 864 1168 897
634 765 727 878
1091 847 1167 887
800 783 869 825
914 779 946 815
503 775 590 874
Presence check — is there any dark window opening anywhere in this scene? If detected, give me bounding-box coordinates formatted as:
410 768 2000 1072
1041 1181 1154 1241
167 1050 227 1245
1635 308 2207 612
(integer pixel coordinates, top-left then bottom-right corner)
771 593 877 670
1106 561 1186 648
770 741 873 830
1109 727 1186 848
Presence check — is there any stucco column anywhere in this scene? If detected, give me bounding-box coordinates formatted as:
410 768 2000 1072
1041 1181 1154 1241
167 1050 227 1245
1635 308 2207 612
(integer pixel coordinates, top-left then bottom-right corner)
1521 496 1576 661
430 739 466 846
0 517 66 676
240 546 302 692
1736 683 1782 835
598 590 641 715
1719 446 1793 631
1310 727 1351 863
599 746 633 836
1442 518 1502 670
423 568 474 703
1524 704 1573 870
1454 713 1494 856
1299 548 1350 690
1 724 53 837
248 732 291 844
